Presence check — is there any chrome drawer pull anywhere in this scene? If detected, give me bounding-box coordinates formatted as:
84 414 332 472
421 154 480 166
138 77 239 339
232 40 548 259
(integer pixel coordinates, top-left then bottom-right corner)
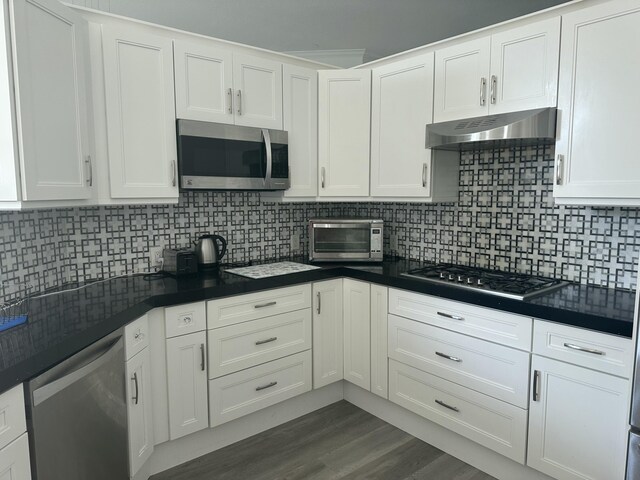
132 373 139 405
435 399 459 412
200 343 206 371
255 337 278 346
436 351 462 363
532 370 541 402
254 301 276 309
563 343 605 356
255 381 278 391
437 311 464 321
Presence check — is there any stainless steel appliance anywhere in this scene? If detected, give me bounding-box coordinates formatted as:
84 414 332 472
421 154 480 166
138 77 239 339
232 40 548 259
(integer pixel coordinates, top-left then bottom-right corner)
402 263 567 300
309 219 383 262
25 328 127 480
426 107 556 151
628 338 640 478
194 234 227 269
162 248 199 276
177 120 289 190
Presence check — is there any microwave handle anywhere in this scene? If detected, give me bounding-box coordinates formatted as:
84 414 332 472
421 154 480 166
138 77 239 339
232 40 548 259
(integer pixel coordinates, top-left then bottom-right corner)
262 128 272 187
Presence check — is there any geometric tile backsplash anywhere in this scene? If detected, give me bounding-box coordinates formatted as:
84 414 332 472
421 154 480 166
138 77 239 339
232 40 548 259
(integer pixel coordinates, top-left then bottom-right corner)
1 143 639 305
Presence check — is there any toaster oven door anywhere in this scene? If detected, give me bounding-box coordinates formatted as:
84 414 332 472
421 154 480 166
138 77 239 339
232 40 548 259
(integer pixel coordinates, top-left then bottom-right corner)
310 223 373 261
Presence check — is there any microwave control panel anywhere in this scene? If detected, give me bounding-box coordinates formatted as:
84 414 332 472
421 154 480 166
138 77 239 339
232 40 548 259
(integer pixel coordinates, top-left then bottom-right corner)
371 228 382 254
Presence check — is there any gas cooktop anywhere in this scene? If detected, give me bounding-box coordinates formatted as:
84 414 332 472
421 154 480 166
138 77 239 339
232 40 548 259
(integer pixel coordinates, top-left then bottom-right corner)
402 263 567 300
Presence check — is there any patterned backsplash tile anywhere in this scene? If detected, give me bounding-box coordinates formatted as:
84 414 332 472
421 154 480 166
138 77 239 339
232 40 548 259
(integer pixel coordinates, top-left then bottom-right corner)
1 144 638 306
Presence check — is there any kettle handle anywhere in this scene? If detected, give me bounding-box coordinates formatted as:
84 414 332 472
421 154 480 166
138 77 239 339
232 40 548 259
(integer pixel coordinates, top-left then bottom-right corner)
213 235 227 259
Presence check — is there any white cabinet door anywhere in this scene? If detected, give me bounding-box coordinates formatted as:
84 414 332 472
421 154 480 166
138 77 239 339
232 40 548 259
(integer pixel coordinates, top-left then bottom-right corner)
173 39 233 124
232 53 282 129
434 37 491 122
554 0 640 204
318 70 371 197
370 54 434 197
343 279 371 390
0 434 31 480
102 25 178 199
166 331 208 440
527 355 629 480
312 279 344 389
370 285 388 399
126 347 154 478
283 64 318 198
10 0 92 201
489 17 560 115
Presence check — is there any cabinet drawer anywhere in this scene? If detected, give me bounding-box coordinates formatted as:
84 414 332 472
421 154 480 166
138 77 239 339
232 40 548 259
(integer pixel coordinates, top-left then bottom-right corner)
207 284 311 329
533 319 633 378
0 433 31 479
165 301 206 338
209 309 312 378
389 359 527 464
388 315 530 408
125 314 149 360
0 385 26 451
389 289 532 350
209 350 312 427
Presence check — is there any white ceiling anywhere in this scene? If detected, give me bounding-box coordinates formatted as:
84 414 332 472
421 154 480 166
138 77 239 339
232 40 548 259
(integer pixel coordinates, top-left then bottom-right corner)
92 0 572 64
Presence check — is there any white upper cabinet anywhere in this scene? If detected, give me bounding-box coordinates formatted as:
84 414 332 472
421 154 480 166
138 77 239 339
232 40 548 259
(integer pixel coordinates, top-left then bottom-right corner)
370 53 434 197
283 64 318 198
434 18 560 122
102 25 179 199
8 0 93 201
554 0 640 205
318 70 371 197
173 39 233 124
174 43 282 129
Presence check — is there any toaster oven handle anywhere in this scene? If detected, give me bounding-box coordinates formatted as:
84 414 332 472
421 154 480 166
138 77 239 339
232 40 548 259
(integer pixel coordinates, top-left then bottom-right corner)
262 128 272 188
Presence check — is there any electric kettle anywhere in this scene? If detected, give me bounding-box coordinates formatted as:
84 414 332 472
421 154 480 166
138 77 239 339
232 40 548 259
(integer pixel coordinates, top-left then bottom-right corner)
193 234 227 269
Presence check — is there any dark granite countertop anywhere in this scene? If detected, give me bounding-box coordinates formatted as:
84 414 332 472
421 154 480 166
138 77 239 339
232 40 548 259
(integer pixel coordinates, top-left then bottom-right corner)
0 257 636 393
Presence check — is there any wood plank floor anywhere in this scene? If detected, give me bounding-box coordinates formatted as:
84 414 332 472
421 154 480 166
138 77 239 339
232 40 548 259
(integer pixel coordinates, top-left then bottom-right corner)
152 401 497 480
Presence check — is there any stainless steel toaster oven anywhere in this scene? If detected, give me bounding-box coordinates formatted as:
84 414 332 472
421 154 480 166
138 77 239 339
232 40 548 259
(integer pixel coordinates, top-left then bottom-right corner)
308 219 383 262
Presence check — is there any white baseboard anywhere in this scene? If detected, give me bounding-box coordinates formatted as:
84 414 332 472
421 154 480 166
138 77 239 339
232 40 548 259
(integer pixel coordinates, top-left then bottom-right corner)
343 382 554 480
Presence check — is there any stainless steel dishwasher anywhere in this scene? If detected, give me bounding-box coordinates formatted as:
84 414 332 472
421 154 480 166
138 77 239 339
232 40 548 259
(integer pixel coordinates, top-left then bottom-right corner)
25 328 128 480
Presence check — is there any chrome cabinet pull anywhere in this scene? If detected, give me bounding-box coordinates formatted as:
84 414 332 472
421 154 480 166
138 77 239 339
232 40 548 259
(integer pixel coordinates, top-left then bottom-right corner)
422 163 428 188
200 343 206 371
532 370 541 401
255 381 277 391
236 89 242 115
480 77 487 106
227 87 233 114
85 155 93 186
555 154 564 185
436 351 462 363
490 75 497 104
321 167 326 189
563 343 605 356
171 160 177 187
435 399 459 412
254 301 276 309
255 337 278 346
132 372 139 405
317 292 321 314
436 311 464 321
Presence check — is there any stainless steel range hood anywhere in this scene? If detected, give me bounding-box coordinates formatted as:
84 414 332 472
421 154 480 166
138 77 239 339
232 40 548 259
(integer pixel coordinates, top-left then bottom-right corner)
426 107 557 151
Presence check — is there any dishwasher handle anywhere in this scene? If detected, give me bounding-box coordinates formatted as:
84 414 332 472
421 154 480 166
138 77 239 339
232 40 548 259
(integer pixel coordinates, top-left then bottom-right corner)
32 336 124 407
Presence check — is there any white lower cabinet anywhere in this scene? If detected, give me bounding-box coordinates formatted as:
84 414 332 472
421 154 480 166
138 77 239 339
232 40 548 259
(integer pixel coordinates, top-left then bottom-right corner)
389 360 527 463
312 279 344 388
166 331 209 440
527 355 629 480
343 279 371 390
209 350 312 427
126 347 154 478
370 285 388 399
0 434 31 480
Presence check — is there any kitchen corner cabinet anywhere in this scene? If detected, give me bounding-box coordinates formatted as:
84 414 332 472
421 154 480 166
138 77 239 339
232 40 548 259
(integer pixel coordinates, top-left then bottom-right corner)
101 24 178 200
370 285 388 398
313 279 344 388
283 64 318 198
343 279 371 390
318 70 371 197
0 0 93 207
174 39 282 129
434 17 560 122
554 0 640 205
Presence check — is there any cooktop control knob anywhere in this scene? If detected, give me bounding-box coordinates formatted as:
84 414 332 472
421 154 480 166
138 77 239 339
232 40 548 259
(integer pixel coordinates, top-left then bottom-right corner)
477 279 484 286
457 275 464 282
467 277 474 284
448 274 455 281
439 272 446 279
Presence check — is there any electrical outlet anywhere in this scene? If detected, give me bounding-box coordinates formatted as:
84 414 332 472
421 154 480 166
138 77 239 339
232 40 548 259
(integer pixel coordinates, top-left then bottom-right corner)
290 233 300 252
390 234 398 252
149 247 164 269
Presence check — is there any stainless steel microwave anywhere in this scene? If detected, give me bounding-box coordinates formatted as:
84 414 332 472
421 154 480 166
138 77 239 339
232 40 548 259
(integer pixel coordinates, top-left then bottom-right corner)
177 120 289 190
309 219 384 262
